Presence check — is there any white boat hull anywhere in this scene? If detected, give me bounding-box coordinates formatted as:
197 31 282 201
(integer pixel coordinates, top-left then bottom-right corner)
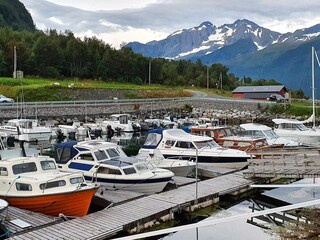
274 129 320 146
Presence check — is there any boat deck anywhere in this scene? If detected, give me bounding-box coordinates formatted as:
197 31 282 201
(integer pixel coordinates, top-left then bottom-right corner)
7 171 257 240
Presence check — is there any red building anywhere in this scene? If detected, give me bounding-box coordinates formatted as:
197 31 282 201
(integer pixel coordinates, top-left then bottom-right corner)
232 85 288 100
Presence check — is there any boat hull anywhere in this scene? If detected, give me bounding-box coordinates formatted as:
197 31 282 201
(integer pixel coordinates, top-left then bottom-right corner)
2 187 98 217
162 154 249 169
86 176 172 194
274 130 320 147
0 128 51 142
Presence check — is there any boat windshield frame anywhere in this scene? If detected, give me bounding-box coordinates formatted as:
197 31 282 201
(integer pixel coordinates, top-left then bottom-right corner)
194 140 219 149
295 123 309 131
263 129 278 139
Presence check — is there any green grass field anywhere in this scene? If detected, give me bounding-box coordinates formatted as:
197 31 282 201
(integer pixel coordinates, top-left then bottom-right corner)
0 77 195 101
0 77 312 117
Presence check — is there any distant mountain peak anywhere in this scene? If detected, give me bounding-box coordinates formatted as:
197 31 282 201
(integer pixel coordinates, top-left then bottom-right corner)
198 21 214 28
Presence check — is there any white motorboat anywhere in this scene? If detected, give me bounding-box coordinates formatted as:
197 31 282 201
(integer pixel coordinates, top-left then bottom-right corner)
272 119 320 146
270 47 320 147
54 140 174 194
136 149 196 177
239 123 301 148
139 129 251 169
55 121 88 138
0 155 98 217
102 114 141 132
0 119 51 142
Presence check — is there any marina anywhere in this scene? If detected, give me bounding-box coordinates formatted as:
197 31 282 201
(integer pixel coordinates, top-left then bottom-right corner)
2 2 320 239
0 100 320 239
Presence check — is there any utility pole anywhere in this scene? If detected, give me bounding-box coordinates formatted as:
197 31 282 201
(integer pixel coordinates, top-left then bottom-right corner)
206 66 209 89
220 72 223 90
148 59 151 85
13 46 17 79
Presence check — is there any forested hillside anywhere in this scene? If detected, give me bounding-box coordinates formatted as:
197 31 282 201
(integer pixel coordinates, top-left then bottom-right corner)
0 27 248 89
0 0 35 31
0 0 288 92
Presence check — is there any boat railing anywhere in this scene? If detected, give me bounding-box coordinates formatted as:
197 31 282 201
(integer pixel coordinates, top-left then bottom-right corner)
166 155 196 162
41 171 86 193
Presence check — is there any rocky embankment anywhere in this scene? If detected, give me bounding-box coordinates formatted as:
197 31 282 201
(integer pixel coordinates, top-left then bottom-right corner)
0 89 282 125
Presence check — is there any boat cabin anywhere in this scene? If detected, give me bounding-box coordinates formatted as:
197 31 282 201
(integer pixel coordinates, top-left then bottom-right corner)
110 114 130 124
191 126 269 151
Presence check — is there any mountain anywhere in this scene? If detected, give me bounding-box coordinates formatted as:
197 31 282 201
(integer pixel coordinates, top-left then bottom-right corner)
0 0 35 31
126 19 285 60
126 19 320 97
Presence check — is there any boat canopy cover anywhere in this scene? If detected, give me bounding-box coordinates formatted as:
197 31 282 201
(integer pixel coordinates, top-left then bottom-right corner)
272 119 303 124
55 141 80 164
142 129 164 149
240 123 271 131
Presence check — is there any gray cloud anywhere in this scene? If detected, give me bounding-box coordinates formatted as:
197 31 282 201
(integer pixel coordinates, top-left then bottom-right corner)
20 0 320 47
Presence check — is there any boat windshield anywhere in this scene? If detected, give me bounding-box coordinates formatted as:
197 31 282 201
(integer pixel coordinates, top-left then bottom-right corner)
123 167 137 175
263 130 278 139
103 159 132 167
194 140 219 149
279 123 309 131
106 148 120 159
134 163 149 172
295 123 309 131
94 150 109 161
40 160 56 170
12 162 37 174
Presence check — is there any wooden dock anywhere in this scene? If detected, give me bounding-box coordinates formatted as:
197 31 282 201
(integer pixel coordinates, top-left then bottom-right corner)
0 206 61 237
7 171 258 240
243 152 320 178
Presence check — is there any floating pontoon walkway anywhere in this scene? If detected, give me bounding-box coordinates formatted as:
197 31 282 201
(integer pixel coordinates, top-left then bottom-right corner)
0 206 61 237
8 171 258 240
244 153 320 178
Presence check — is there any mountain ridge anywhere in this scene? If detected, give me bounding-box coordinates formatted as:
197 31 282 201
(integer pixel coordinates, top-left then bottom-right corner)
126 19 320 97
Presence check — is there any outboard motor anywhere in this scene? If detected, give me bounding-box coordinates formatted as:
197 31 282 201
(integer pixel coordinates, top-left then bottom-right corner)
68 131 76 140
55 128 65 142
94 128 102 139
115 127 121 135
132 123 141 132
6 136 15 148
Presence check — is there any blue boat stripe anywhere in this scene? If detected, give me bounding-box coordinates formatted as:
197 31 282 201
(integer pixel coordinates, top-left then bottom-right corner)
69 162 94 171
162 154 248 163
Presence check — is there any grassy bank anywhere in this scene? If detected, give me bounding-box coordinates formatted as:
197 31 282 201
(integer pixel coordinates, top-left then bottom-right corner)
0 77 194 101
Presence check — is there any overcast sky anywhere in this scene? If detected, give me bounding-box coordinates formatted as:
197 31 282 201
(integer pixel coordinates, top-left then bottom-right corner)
20 0 320 49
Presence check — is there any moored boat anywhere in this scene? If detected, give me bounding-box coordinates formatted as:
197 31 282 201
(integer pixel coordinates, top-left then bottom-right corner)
0 119 51 142
54 140 174 194
239 123 300 148
272 118 320 146
136 149 196 177
191 126 271 152
0 155 99 217
140 128 252 169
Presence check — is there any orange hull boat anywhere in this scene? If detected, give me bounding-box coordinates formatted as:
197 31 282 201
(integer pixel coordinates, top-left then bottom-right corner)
2 187 98 217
